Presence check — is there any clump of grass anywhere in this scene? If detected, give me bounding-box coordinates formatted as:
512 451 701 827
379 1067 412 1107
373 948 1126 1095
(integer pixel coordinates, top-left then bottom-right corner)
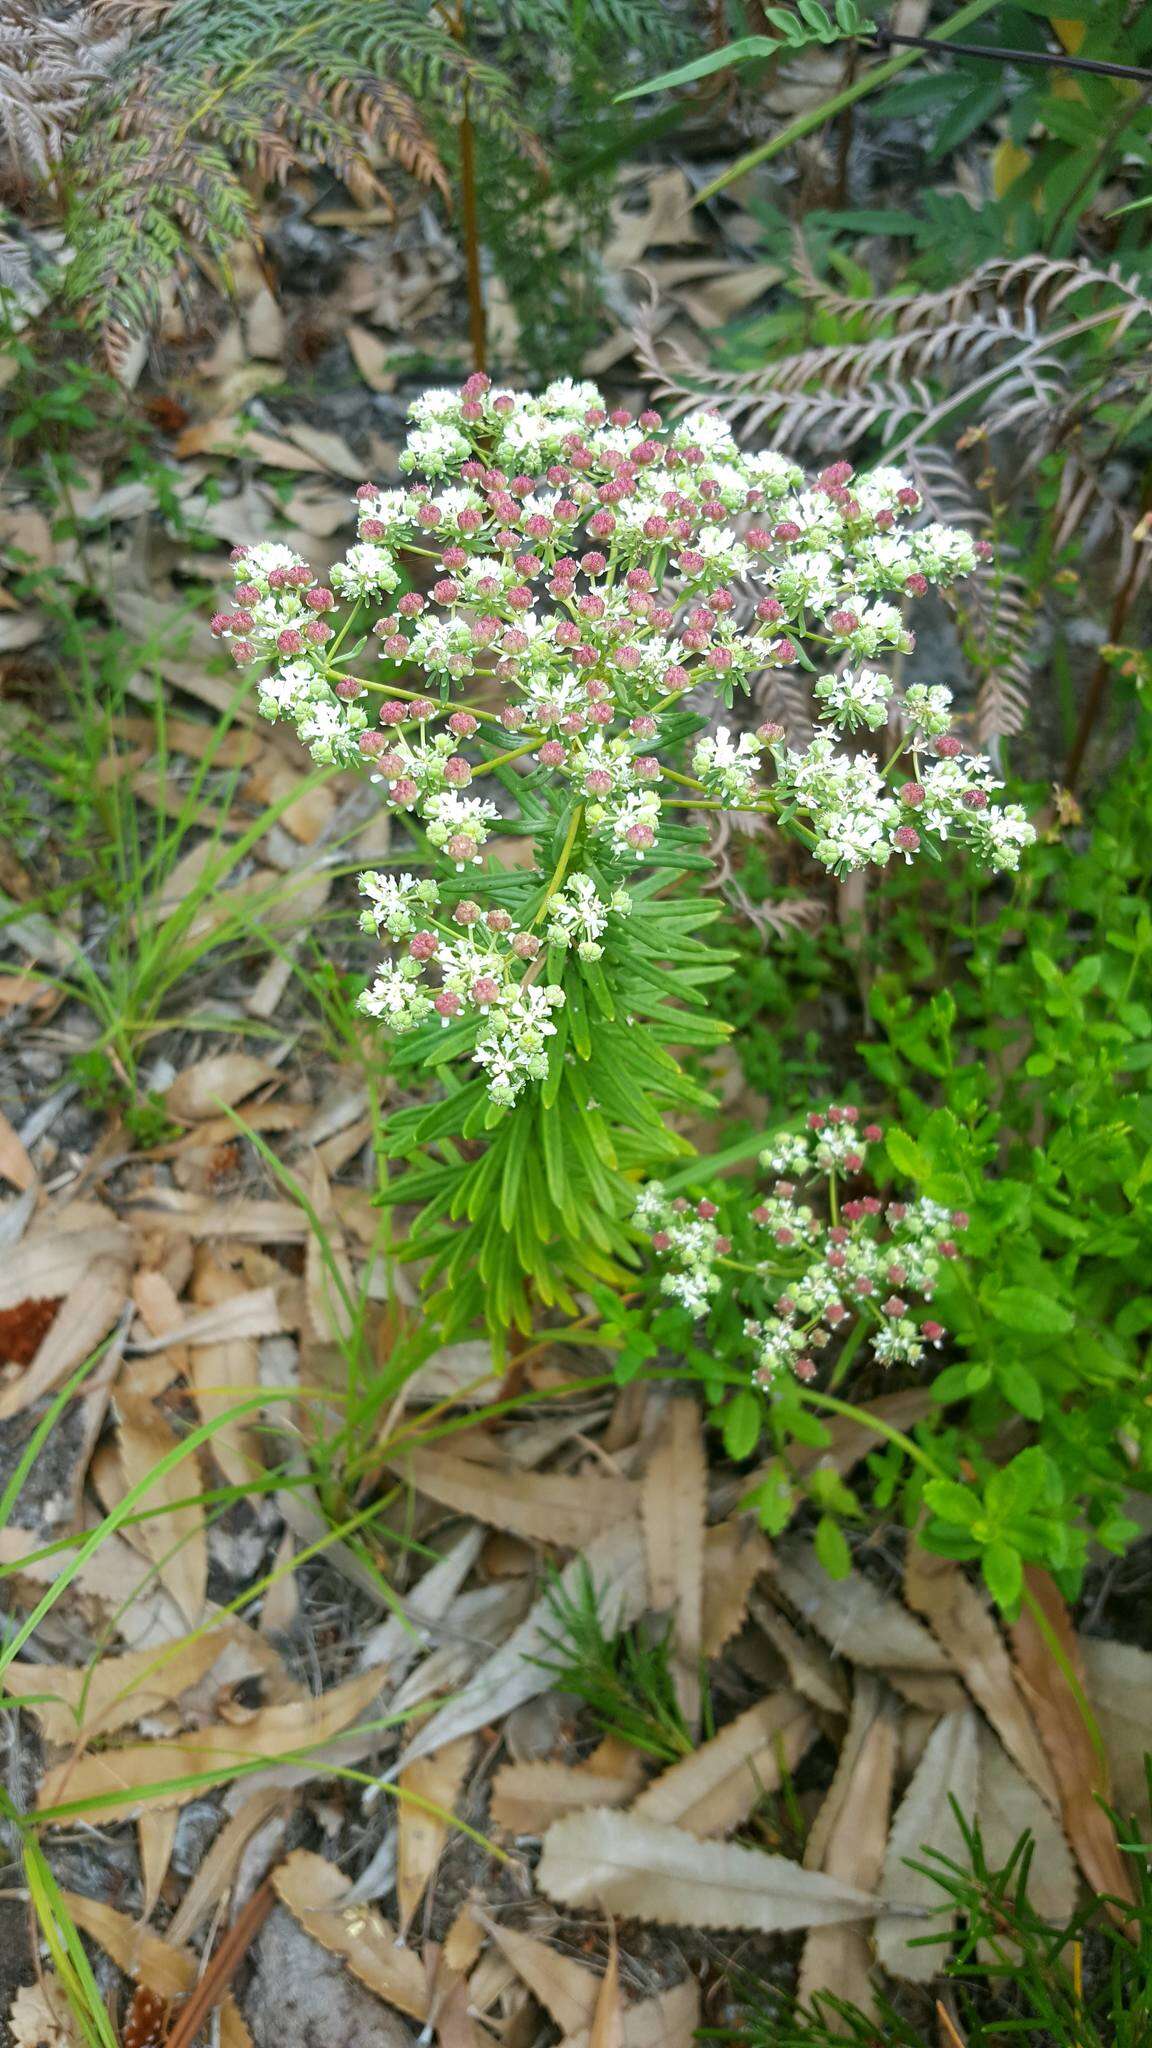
724 1801 1152 2048
533 1560 701 1763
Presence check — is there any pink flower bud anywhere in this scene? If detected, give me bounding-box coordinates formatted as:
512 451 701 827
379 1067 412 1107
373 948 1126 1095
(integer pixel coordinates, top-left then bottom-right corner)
409 930 438 960
774 521 801 542
585 769 613 796
410 698 436 721
538 740 566 767
230 640 255 665
304 620 333 644
936 735 964 758
391 777 419 805
698 1199 718 1220
446 833 476 863
894 826 920 852
378 700 407 726
899 782 925 807
625 822 655 851
905 572 929 597
631 715 658 738
512 931 541 959
276 628 304 656
305 586 334 611
962 788 989 811
487 907 512 932
922 1321 945 1343
634 756 660 781
588 700 613 725
471 975 500 1006
757 721 786 744
651 1230 671 1252
444 756 471 787
883 1296 907 1317
434 990 461 1018
333 676 363 702
359 730 390 759
453 899 481 925
864 1123 883 1142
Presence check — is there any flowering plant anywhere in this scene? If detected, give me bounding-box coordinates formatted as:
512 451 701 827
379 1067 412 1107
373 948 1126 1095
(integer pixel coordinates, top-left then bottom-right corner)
214 375 1032 1338
635 1105 965 1389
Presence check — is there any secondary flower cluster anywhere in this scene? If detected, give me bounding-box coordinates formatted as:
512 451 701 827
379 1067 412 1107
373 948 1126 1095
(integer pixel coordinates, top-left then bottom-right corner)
635 1106 967 1390
214 377 1034 1102
356 867 631 1105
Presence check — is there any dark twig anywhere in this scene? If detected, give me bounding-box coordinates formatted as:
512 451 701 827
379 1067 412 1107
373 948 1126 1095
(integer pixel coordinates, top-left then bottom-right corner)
870 27 1152 85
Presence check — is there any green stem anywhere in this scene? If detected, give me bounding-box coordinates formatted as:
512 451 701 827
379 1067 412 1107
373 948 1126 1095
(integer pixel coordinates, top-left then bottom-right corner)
531 803 584 926
693 0 1007 203
793 1387 946 1480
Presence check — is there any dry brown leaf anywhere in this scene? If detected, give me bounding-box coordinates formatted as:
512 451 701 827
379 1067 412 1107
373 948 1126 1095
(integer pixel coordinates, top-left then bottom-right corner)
60 1888 200 1995
115 1391 208 1628
752 1597 848 1715
346 324 396 391
490 1740 646 1835
272 1849 428 2020
396 1520 646 1770
2 1632 224 1744
123 1192 308 1239
800 1677 897 2017
875 1707 980 1982
38 1668 382 1820
974 1724 1076 1929
7 1979 80 2048
1081 1634 1152 1820
396 1734 475 1934
395 1445 639 1550
0 1253 129 1420
167 1788 291 1946
539 1809 878 1931
245 286 284 359
165 1054 277 1123
589 1926 622 2048
565 1979 700 2048
772 1541 965 1713
187 1251 266 1486
0 1107 35 1190
0 1525 188 1647
471 1911 599 2035
632 1692 815 1837
701 1518 771 1657
280 422 364 478
905 1540 1057 1806
1011 1569 1137 1919
642 1399 705 1724
139 1808 178 1919
59 1893 252 2047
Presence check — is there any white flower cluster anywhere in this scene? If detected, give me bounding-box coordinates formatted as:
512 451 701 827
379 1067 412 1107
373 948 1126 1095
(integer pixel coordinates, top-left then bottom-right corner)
636 1105 967 1392
212 377 1036 1101
355 866 626 1105
545 873 632 961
